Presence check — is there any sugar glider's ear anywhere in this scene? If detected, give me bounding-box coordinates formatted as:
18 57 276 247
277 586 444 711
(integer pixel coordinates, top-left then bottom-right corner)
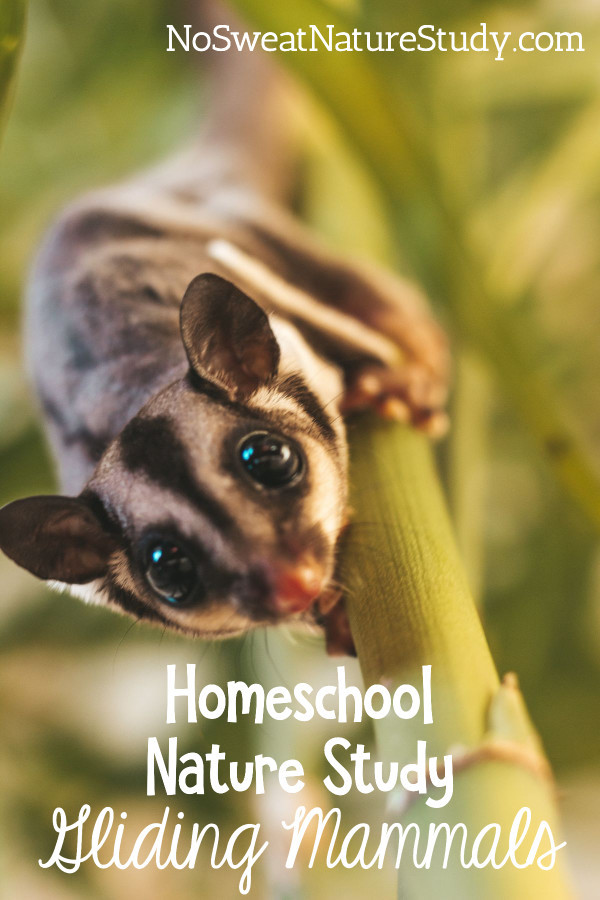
0 495 118 583
180 273 280 399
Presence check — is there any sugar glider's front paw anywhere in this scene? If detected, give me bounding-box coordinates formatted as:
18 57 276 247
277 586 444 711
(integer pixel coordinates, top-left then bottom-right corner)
317 591 356 657
341 361 449 438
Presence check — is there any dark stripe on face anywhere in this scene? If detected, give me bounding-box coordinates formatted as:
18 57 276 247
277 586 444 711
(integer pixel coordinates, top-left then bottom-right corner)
185 369 265 420
103 578 169 626
278 374 337 445
79 490 128 547
186 370 234 406
187 370 338 449
119 415 236 535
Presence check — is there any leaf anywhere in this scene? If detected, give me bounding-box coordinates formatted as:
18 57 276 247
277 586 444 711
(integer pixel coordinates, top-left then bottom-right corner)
0 0 26 147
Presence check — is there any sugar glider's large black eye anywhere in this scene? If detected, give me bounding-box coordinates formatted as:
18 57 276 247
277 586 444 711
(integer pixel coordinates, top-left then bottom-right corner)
239 432 304 489
144 542 198 605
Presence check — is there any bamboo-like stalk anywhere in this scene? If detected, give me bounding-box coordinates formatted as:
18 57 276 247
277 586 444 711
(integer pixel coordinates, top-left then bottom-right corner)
0 0 27 147
447 353 491 603
341 418 572 898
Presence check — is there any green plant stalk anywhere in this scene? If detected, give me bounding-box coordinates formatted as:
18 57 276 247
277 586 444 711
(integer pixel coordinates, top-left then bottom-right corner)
341 418 572 898
447 352 491 603
230 0 600 533
0 0 26 147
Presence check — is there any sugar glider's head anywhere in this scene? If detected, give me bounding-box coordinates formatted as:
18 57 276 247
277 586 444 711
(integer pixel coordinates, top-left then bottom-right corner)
0 275 348 637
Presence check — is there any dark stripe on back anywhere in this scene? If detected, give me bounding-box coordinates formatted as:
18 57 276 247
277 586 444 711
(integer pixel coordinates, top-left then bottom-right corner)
66 209 165 246
119 415 236 535
65 325 98 372
40 390 111 463
278 374 337 444
247 223 388 322
237 224 385 367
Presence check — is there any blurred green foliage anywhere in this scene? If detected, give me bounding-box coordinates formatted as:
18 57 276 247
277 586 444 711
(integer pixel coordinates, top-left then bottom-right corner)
0 1 26 145
1 0 600 897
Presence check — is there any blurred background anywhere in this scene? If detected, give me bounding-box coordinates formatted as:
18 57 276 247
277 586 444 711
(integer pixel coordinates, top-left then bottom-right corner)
1 0 600 897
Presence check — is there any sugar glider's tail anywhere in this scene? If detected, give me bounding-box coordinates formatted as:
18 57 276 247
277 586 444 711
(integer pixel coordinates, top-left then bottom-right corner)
195 0 296 201
135 0 297 208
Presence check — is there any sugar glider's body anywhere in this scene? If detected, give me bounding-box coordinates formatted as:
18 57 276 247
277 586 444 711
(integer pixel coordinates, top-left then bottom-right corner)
0 31 449 651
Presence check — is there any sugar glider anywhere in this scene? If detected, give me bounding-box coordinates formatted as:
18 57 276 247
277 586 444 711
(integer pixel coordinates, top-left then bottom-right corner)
0 17 449 654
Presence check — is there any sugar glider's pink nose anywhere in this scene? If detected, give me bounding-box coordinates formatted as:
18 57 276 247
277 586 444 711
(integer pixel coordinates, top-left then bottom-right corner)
271 556 324 615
